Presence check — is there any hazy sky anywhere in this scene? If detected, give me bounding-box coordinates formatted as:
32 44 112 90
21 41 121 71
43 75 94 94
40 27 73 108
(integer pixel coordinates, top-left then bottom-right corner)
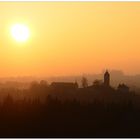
0 2 140 77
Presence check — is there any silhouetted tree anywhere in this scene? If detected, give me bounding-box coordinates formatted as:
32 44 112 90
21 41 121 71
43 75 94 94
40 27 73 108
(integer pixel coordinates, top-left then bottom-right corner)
30 81 39 90
81 77 88 88
40 80 48 87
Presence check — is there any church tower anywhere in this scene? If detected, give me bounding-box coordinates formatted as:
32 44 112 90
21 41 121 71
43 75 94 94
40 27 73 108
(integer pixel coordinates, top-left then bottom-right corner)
104 70 110 87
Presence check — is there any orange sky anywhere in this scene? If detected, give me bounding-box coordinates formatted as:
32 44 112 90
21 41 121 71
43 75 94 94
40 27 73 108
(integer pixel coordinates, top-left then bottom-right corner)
0 2 140 77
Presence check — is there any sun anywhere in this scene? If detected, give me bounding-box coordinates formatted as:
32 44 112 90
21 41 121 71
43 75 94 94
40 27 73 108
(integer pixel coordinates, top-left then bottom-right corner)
11 24 30 42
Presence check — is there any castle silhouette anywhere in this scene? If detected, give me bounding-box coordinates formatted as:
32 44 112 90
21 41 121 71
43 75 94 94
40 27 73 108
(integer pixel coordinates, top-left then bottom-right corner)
49 70 130 95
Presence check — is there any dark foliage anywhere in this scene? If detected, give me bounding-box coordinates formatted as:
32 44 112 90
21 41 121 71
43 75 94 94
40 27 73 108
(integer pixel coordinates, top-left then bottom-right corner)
0 79 138 138
0 92 139 138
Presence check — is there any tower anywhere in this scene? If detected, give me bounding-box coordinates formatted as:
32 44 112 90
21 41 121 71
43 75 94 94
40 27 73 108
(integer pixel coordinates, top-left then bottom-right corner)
104 70 110 87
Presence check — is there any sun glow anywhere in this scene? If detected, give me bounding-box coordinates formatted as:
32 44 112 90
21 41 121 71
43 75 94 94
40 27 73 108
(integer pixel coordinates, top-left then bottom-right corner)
11 24 30 42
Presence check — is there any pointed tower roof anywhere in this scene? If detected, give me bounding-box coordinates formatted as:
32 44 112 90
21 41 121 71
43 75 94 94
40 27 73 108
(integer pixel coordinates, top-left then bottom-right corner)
104 70 109 76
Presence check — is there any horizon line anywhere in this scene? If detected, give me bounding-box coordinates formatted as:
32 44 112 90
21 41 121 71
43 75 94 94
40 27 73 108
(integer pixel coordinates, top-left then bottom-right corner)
0 72 140 79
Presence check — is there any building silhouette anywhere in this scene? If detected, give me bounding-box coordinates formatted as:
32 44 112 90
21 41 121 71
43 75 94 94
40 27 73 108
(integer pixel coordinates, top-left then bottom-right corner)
50 82 78 94
51 82 78 89
104 70 110 87
117 83 129 93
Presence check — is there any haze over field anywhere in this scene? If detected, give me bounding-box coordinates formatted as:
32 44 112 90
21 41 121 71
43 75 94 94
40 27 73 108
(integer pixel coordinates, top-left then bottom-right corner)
0 70 140 93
